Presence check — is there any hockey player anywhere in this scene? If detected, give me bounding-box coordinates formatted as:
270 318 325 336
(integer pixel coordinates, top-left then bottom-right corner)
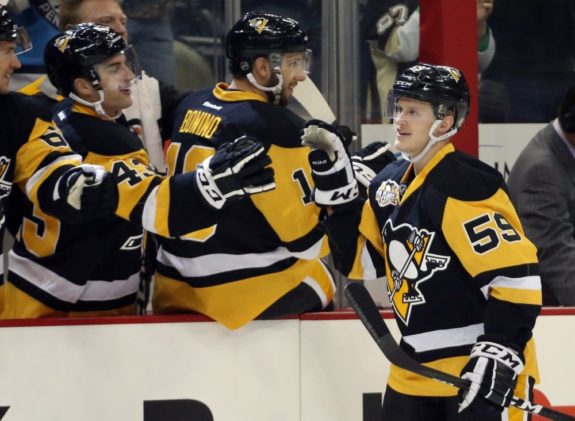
302 64 541 420
149 11 339 330
0 8 119 315
17 0 183 173
1 23 274 318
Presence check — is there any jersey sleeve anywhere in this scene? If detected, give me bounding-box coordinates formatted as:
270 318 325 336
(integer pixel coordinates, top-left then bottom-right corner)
13 118 83 214
324 200 387 280
441 187 541 349
86 149 219 238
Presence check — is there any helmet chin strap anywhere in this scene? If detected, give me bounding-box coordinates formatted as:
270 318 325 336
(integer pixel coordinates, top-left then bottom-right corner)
402 119 459 163
69 90 122 120
247 68 283 105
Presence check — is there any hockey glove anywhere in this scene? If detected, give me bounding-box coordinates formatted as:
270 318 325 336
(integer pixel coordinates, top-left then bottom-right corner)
458 335 525 414
195 136 275 210
57 164 118 217
351 141 396 189
301 119 359 207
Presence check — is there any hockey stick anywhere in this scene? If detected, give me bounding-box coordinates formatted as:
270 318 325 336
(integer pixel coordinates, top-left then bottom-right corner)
391 230 422 292
344 282 575 421
292 77 336 124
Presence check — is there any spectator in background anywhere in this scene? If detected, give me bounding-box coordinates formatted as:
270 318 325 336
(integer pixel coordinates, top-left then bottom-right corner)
480 1 575 123
123 0 175 86
507 86 575 306
362 0 495 121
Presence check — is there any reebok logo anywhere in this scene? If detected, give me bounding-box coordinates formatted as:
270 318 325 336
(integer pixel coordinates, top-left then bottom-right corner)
202 101 222 111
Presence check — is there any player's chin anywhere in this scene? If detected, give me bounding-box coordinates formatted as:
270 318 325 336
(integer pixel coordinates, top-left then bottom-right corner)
394 138 411 154
117 96 133 110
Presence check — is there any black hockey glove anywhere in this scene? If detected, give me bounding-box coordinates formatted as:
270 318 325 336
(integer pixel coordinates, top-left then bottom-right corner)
458 335 524 414
195 136 275 210
301 119 359 207
351 141 396 190
57 164 118 217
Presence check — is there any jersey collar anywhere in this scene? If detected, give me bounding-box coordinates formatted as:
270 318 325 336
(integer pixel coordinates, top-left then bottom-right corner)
213 82 268 103
71 102 101 118
400 143 455 204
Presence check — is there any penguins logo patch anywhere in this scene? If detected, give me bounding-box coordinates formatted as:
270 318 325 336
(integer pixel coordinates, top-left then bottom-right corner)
383 221 450 325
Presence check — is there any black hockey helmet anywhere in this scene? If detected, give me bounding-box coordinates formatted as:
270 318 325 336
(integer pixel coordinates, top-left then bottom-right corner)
44 23 132 96
226 11 309 75
0 6 17 42
0 6 32 54
388 63 470 130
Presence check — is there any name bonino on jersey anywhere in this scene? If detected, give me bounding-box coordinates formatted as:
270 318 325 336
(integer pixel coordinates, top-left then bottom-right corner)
178 109 222 139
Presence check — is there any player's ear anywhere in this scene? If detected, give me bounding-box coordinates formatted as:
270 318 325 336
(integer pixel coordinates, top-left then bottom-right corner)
438 115 455 133
252 57 271 84
73 77 95 98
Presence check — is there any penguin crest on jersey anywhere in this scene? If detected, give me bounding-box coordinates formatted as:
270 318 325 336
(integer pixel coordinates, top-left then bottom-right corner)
383 221 450 325
375 180 402 207
0 156 12 199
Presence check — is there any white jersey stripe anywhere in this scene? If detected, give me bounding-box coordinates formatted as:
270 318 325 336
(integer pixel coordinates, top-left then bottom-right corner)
142 184 160 234
402 323 484 353
9 251 139 303
480 275 541 300
25 153 82 196
157 238 325 278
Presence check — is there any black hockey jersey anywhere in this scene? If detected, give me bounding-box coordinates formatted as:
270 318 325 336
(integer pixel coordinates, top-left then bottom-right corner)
153 83 334 329
0 92 82 316
326 143 541 396
3 100 221 318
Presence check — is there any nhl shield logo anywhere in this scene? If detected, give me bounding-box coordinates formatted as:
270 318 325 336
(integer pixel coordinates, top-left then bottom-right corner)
375 180 401 207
